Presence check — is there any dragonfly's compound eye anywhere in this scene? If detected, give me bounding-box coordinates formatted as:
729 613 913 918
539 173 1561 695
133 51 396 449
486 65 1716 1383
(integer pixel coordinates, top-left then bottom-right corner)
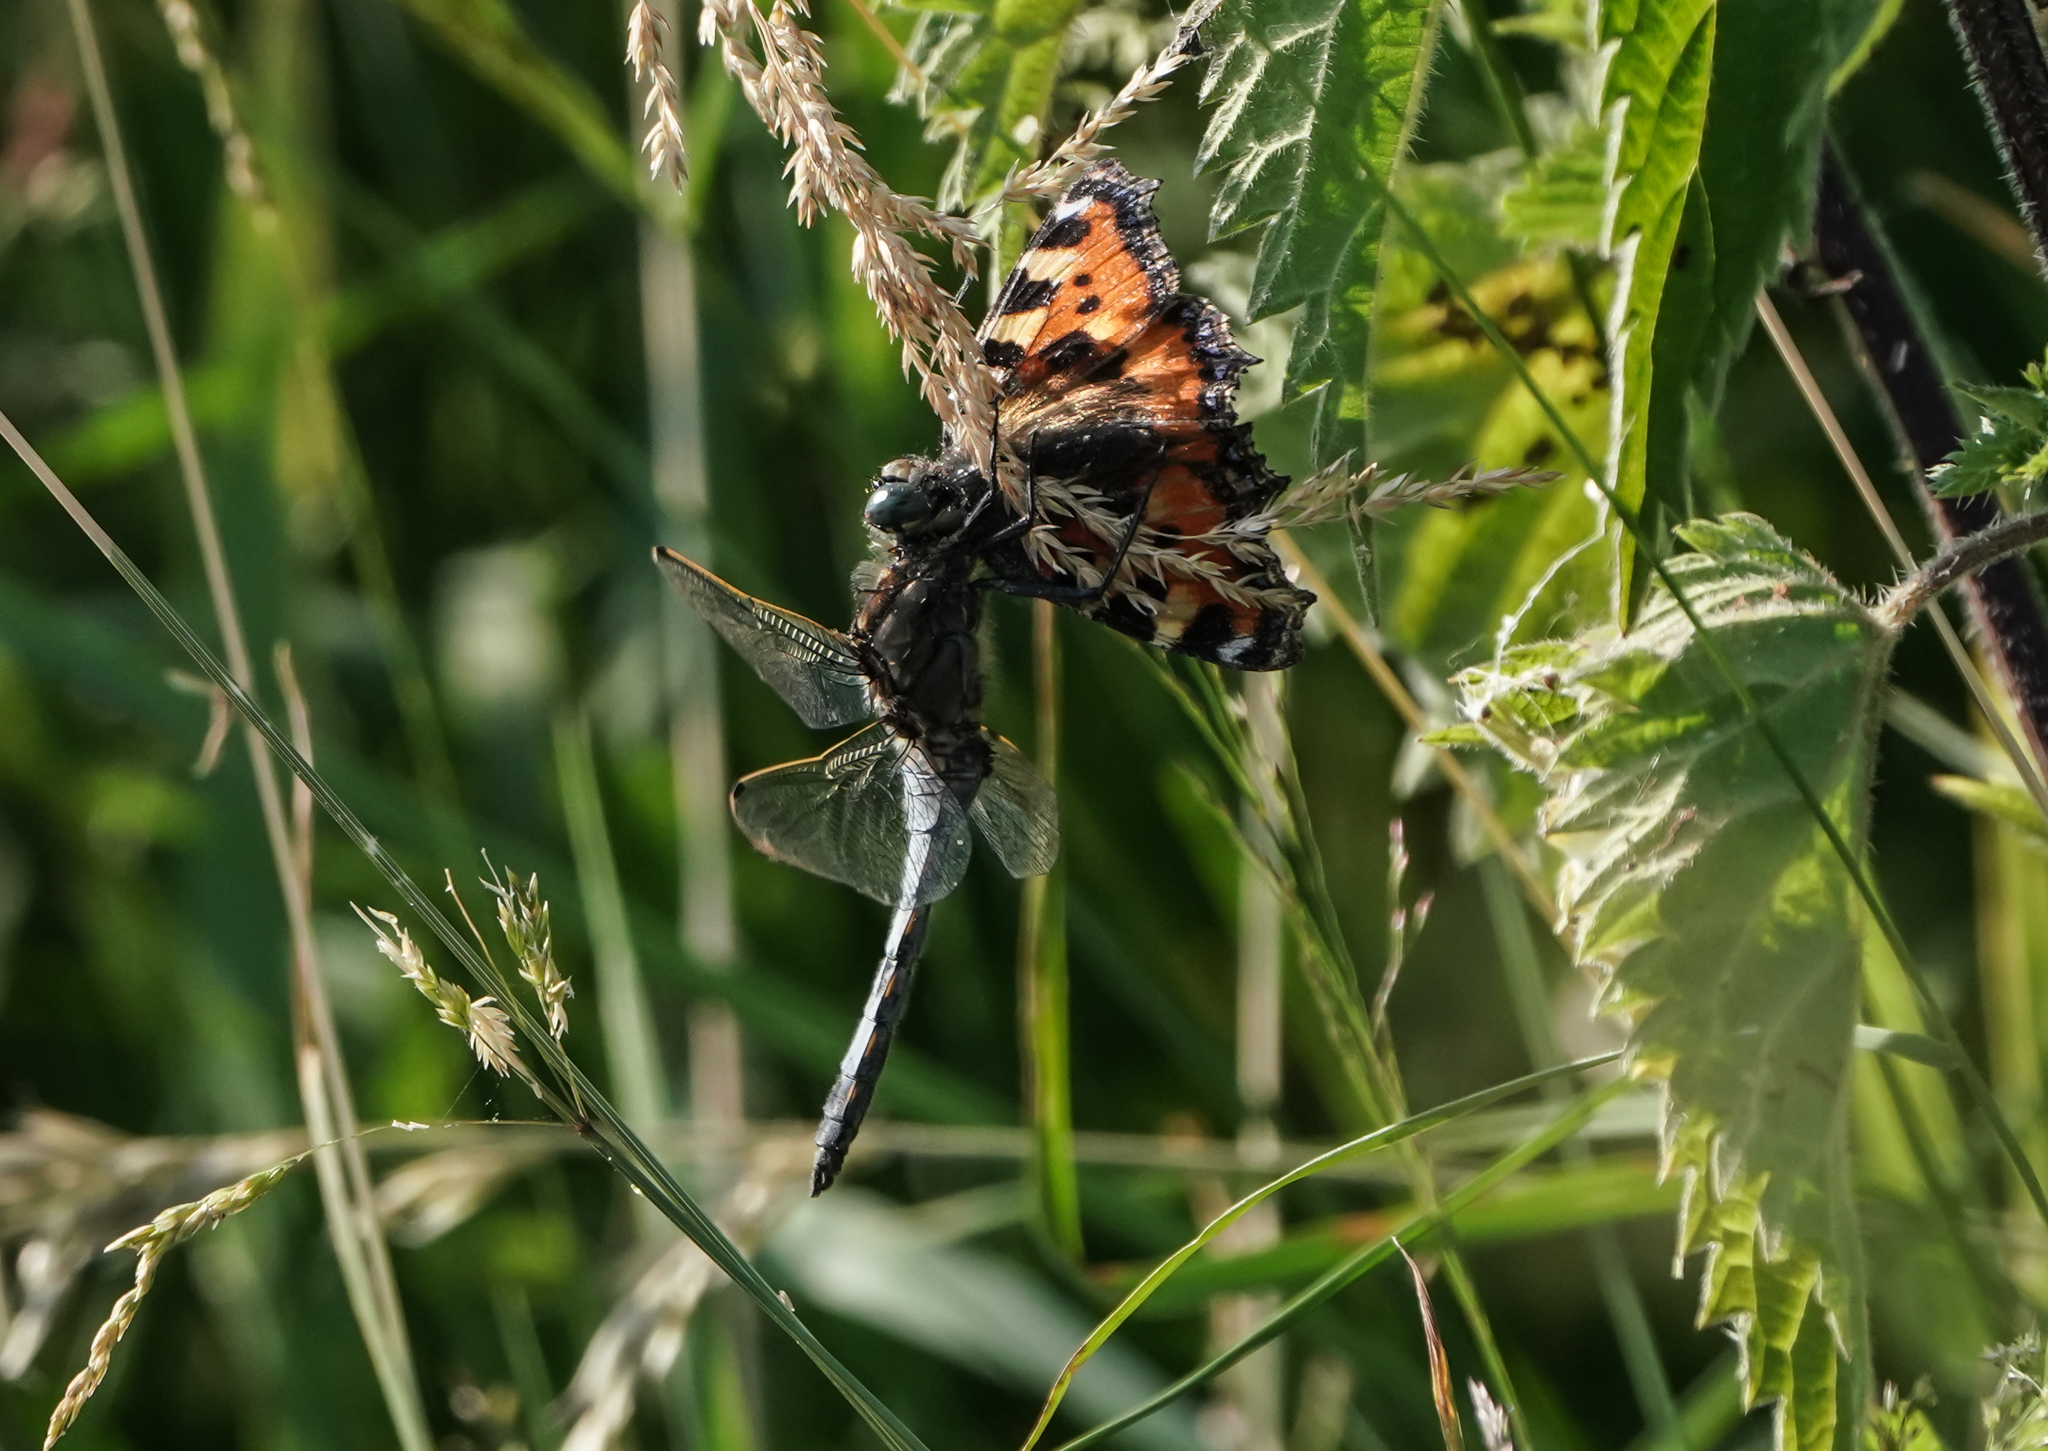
865 465 936 534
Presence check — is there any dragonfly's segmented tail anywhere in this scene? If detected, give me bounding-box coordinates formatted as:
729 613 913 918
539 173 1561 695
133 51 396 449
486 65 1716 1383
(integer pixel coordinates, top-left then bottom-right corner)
812 903 933 1195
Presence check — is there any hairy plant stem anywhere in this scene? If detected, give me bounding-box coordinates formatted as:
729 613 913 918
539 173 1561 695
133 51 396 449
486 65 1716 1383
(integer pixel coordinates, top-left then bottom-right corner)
1813 149 2048 786
1372 171 2048 1229
1942 0 2048 274
1879 511 2048 631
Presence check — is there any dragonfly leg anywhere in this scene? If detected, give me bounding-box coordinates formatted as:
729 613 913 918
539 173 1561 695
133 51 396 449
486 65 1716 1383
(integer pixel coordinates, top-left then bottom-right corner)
812 902 936 1195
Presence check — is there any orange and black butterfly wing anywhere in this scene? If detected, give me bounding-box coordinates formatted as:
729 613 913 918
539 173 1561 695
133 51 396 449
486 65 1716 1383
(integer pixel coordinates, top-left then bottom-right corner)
975 162 1313 671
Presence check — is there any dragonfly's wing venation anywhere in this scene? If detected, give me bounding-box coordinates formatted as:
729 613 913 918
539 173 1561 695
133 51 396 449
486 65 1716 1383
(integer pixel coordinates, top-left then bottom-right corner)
970 732 1060 879
655 547 874 729
730 723 972 907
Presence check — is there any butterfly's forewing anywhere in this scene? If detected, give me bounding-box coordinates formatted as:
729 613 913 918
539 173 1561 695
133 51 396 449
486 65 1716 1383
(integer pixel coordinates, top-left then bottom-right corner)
976 162 1314 671
730 723 972 907
655 547 875 728
969 731 1059 879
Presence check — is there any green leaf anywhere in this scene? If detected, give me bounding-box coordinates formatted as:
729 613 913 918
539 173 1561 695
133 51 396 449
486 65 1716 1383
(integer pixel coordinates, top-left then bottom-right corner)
1827 0 1908 94
1198 0 1446 461
1690 0 1832 411
902 0 1088 210
1368 158 1612 671
1597 0 1716 593
1450 513 1888 1450
1500 121 1610 248
1931 364 2048 503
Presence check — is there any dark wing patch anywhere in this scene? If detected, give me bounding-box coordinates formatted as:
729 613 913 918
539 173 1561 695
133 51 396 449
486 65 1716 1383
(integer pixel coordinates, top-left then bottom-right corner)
972 165 1313 671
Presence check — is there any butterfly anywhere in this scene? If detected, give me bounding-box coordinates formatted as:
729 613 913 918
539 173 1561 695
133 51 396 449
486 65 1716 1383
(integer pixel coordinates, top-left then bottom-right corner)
657 158 1311 1194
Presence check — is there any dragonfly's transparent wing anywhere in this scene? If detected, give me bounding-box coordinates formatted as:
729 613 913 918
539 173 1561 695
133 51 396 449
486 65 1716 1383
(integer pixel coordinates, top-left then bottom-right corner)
970 732 1060 878
730 723 972 906
655 547 874 729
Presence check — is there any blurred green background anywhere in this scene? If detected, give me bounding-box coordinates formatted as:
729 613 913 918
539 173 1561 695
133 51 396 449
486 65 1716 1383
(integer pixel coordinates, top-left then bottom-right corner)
3 0 2047 1446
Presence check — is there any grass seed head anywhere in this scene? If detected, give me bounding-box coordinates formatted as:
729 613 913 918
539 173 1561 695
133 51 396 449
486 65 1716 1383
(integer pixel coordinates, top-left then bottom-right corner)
44 1156 300 1449
484 865 571 1039
626 1 689 190
355 904 530 1079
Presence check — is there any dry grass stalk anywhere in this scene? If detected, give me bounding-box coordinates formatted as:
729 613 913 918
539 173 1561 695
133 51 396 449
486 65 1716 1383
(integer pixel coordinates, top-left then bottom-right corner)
0 1111 305 1379
1399 1242 1464 1451
153 0 264 211
697 0 993 465
626 1 689 191
355 905 528 1082
1263 457 1558 532
483 863 572 1039
559 1143 809 1451
43 1155 302 1448
1000 0 1221 205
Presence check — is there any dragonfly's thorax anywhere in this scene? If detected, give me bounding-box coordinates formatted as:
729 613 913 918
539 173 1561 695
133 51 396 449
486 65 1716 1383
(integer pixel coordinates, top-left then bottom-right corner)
854 560 989 800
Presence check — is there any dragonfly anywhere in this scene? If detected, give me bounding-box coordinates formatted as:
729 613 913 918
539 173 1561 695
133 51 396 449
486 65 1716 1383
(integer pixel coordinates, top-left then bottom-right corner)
657 159 1313 1195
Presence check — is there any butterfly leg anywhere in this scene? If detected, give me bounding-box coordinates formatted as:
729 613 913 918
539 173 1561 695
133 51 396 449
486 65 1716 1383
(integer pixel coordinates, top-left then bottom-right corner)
811 902 934 1195
979 439 1043 548
985 464 1164 608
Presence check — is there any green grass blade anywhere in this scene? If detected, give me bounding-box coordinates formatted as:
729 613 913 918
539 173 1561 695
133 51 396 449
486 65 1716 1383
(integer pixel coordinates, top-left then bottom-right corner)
1019 602 1082 1260
389 0 652 216
556 710 670 1134
1016 1053 1621 1450
1046 1077 1628 1451
0 414 933 1451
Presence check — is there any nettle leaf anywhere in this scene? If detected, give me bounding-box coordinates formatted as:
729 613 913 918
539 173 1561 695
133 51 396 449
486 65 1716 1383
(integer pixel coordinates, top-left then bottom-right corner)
900 0 1088 210
1450 514 1889 1450
1197 0 1446 462
1931 361 2048 503
1689 3 1831 410
1595 0 1715 582
1500 121 1609 248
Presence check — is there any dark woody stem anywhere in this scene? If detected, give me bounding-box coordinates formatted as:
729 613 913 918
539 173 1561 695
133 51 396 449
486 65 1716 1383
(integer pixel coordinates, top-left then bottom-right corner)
1942 0 2048 272
1812 148 2048 781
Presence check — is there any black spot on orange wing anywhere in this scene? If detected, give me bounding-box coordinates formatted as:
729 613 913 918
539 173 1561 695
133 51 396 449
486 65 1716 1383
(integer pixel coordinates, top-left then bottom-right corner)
972 161 1317 672
998 275 1058 315
977 161 1177 400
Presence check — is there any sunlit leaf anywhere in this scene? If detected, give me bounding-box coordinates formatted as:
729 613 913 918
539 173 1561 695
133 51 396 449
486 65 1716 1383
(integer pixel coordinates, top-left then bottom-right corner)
1197 0 1446 460
1499 122 1608 248
1930 357 2048 503
1447 513 1889 1450
1597 0 1715 592
1369 159 1611 671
